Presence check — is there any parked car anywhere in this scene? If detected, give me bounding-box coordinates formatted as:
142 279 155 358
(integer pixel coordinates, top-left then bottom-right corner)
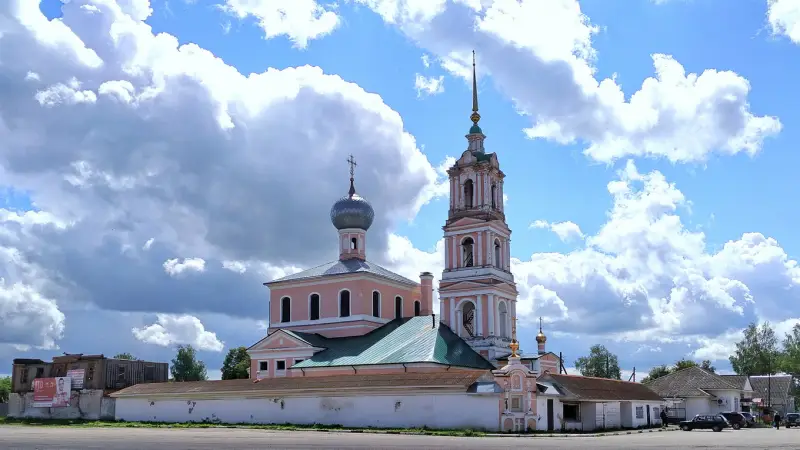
739 412 756 428
786 413 800 428
679 414 729 432
720 412 747 430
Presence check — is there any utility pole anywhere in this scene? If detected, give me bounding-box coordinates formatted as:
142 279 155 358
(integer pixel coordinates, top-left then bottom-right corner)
606 355 610 378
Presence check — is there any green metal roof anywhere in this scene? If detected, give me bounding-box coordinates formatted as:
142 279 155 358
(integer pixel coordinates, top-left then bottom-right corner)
291 316 495 370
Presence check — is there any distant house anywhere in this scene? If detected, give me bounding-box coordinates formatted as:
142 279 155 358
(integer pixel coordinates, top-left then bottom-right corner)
8 353 168 420
644 367 751 420
536 373 664 431
746 375 797 414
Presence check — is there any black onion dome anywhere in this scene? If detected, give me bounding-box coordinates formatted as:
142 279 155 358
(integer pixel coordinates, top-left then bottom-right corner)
330 180 374 231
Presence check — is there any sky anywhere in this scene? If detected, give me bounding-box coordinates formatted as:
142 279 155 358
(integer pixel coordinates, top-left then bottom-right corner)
1 0 800 381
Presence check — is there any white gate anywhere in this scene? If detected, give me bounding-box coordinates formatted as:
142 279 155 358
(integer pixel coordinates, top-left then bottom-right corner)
596 402 621 430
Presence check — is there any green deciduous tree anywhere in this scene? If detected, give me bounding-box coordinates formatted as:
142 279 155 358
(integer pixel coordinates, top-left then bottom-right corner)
0 376 11 403
113 353 136 360
674 358 716 373
221 346 250 380
170 345 208 382
729 321 782 375
780 323 800 375
641 365 671 384
574 344 622 379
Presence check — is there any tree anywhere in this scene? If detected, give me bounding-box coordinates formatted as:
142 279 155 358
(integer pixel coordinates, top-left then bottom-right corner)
0 376 10 403
674 358 716 373
113 353 136 360
641 365 671 384
574 344 622 379
221 346 250 380
170 345 208 382
780 323 800 375
729 322 782 375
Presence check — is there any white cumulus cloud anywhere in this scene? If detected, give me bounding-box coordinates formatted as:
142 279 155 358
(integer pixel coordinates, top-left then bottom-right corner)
132 314 224 351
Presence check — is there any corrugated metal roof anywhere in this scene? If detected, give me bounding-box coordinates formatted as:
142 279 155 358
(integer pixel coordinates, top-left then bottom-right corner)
291 316 496 370
749 375 794 407
111 372 484 397
266 259 418 286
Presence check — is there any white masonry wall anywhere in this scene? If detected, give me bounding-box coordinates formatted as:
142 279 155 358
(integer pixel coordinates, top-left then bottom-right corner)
115 392 500 431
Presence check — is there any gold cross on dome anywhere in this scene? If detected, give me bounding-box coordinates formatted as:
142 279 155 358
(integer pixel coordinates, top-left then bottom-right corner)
346 154 357 178
539 316 543 331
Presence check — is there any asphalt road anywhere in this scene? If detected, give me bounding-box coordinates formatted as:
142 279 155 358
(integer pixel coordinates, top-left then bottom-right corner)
0 426 798 449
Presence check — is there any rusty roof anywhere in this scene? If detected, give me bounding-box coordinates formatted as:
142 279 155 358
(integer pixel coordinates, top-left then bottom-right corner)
644 366 738 398
544 374 664 402
110 372 486 398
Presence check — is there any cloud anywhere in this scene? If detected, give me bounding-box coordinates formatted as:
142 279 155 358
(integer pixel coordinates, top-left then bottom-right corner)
530 220 585 242
356 0 782 163
0 0 445 329
414 74 445 97
767 0 800 44
163 257 206 276
132 314 224 351
220 0 340 48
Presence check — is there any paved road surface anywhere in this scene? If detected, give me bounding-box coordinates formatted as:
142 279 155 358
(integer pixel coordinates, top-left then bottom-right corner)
1 426 797 449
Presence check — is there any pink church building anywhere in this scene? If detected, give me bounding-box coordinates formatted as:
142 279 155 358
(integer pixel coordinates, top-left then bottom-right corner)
246 58 560 381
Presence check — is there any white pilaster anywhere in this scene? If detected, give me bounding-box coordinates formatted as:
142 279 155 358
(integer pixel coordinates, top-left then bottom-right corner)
477 232 483 266
495 297 501 336
449 297 456 330
506 239 511 270
487 294 495 335
476 295 483 336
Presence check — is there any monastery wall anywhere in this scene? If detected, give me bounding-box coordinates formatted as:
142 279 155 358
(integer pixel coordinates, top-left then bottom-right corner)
114 392 500 431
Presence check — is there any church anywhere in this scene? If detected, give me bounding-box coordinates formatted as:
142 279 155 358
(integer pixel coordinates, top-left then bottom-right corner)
110 55 666 433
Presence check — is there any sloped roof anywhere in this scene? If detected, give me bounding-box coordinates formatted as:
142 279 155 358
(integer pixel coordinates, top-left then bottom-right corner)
721 375 750 390
266 259 418 286
644 366 739 398
749 375 794 406
110 372 483 397
291 316 496 371
544 374 664 402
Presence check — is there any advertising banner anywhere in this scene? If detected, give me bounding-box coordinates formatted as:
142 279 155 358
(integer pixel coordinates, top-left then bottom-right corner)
32 377 72 408
67 369 85 389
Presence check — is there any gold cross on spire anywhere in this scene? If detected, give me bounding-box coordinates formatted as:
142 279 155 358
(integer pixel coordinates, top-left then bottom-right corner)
539 316 543 332
346 154 357 179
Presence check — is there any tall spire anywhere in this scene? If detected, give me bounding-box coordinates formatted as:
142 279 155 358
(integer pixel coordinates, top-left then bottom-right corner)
346 154 357 198
470 50 481 128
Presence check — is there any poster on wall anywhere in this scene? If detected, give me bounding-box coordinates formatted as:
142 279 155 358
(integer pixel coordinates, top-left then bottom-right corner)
66 369 85 389
32 377 72 408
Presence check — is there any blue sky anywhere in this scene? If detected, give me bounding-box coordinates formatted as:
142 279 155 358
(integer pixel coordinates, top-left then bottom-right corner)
2 0 800 380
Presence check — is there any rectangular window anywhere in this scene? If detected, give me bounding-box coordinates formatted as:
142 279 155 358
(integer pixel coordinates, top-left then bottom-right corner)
276 360 286 371
294 359 304 365
21 368 29 384
510 396 523 412
636 406 644 419
35 367 44 379
563 403 580 421
259 361 268 371
118 365 126 382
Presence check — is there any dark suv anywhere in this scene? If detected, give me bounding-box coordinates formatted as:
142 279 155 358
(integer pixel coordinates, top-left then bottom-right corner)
679 414 729 432
721 412 747 430
786 413 800 428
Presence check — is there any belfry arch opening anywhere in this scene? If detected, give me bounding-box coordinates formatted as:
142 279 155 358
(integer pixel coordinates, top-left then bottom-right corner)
464 179 474 208
462 237 475 268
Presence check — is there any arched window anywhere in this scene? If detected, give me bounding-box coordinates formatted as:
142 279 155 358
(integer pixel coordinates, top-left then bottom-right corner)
464 179 474 208
351 237 358 250
462 302 476 337
414 300 421 316
372 291 381 317
280 297 291 323
462 237 474 267
494 239 502 268
491 184 497 209
309 294 320 321
339 290 351 317
395 296 403 319
498 302 508 338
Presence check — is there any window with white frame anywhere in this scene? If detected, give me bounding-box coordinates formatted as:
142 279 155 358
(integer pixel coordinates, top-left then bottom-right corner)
563 403 580 421
258 361 268 371
510 396 523 412
275 360 286 375
635 406 644 419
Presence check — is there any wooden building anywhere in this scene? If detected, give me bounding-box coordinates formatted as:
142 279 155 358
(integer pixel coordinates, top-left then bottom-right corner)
8 353 168 420
11 354 168 394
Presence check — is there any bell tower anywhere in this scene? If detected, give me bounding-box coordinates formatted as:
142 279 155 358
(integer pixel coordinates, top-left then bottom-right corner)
439 52 518 362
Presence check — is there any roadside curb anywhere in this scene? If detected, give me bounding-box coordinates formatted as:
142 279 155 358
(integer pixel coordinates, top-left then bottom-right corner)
486 427 679 438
